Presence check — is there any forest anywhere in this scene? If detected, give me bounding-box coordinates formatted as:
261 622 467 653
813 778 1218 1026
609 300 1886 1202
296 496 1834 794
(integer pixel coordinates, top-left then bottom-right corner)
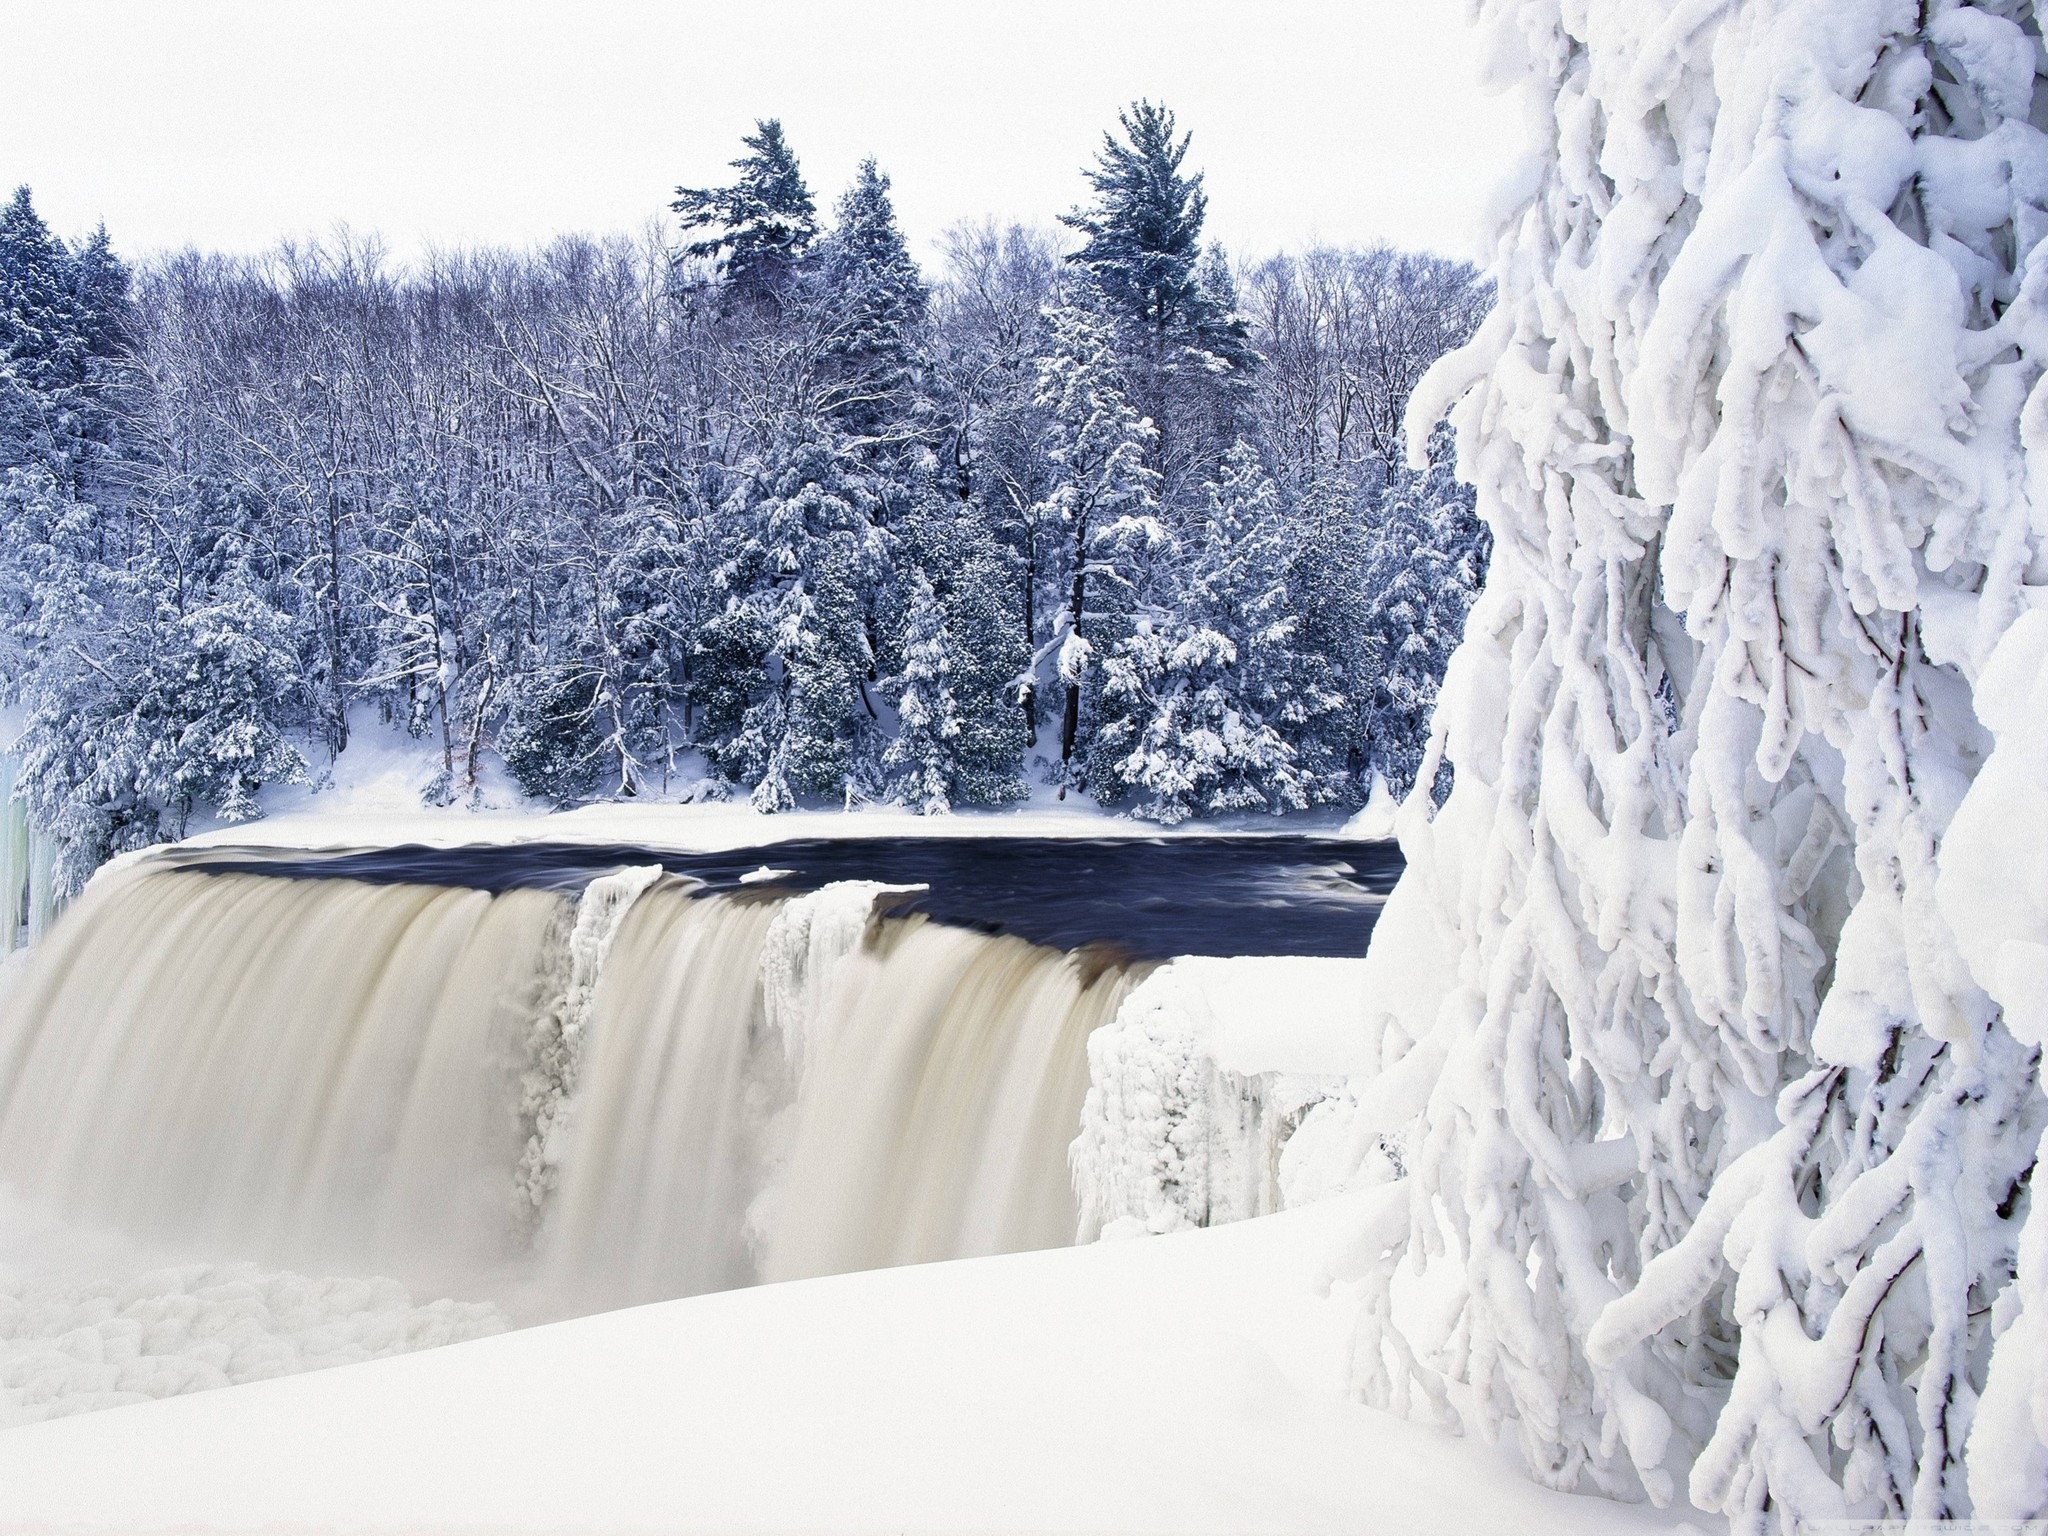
0 102 1489 890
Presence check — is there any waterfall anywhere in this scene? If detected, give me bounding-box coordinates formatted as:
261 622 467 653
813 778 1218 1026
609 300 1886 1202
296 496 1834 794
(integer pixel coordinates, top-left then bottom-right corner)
0 855 1149 1323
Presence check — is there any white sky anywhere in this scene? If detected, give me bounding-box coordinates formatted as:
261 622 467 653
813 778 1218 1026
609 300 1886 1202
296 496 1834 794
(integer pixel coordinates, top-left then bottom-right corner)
0 1 1521 271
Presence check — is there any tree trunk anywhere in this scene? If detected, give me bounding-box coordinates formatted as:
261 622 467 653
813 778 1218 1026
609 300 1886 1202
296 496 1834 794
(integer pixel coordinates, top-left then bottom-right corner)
1058 515 1089 772
323 485 350 754
1019 534 1038 737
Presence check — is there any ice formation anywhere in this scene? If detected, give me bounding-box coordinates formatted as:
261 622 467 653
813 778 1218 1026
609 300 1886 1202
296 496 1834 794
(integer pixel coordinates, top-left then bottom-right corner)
1326 1 2048 1528
1070 966 1343 1238
0 1261 504 1428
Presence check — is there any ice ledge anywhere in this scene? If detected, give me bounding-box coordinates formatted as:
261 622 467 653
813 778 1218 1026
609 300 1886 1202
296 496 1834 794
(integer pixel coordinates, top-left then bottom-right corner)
1070 955 1379 1240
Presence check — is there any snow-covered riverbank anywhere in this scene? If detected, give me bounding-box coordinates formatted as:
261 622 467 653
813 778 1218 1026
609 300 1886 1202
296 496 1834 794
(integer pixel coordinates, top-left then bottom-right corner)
0 1193 1705 1536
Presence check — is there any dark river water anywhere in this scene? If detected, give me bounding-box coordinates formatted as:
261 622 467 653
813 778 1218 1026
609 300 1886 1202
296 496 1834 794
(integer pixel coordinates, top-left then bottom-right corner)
183 835 1403 961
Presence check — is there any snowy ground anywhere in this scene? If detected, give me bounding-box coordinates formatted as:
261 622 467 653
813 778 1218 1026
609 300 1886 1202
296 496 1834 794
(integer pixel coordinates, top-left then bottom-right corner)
158 712 1384 860
184 795 1373 864
0 1194 1709 1536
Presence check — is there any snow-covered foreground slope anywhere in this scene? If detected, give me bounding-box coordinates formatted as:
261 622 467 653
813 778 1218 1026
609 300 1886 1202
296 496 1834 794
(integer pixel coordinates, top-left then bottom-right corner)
0 1196 1706 1536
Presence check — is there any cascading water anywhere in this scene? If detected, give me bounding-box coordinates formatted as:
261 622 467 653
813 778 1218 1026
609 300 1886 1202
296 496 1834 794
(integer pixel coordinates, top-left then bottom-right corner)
0 833 1393 1423
0 854 1150 1337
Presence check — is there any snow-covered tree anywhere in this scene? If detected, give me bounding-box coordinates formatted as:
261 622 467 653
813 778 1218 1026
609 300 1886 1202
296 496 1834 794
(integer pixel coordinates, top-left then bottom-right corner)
1030 293 1162 788
17 575 305 893
1333 3 2048 1530
1356 424 1487 798
688 599 776 788
0 187 93 480
771 534 879 809
1061 103 1256 511
938 537 1032 806
672 119 819 307
818 159 928 446
704 433 887 811
885 496 1031 812
1089 440 1315 821
883 569 962 814
1060 103 1254 382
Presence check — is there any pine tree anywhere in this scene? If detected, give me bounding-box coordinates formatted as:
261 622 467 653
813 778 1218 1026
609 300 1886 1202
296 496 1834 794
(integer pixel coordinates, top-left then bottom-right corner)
775 535 879 806
940 538 1031 806
1088 441 1308 821
688 600 776 789
1060 103 1248 369
884 502 1030 811
673 119 819 307
1031 294 1162 789
497 670 602 804
0 187 92 483
1060 102 1256 505
1357 424 1487 798
1281 479 1373 798
697 432 888 810
66 224 133 365
883 569 962 814
818 159 928 445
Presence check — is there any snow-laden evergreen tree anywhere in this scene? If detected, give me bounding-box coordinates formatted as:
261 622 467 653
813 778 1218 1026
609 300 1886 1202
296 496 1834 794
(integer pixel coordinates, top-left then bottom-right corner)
698 432 887 810
1356 423 1488 799
818 159 928 447
496 666 606 804
66 224 133 365
1030 292 1163 790
672 119 819 307
884 501 1029 812
0 187 92 479
1061 102 1256 509
939 536 1031 806
1280 479 1375 798
1060 104 1255 381
1089 440 1312 821
770 534 879 809
682 596 772 782
1325 3 2048 1529
16 571 305 893
883 569 962 814
0 189 126 678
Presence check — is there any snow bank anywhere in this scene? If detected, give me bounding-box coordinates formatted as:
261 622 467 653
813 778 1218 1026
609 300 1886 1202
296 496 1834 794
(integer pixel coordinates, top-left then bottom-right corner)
1071 956 1381 1238
169 761 1369 867
1341 774 1399 840
0 1196 1701 1536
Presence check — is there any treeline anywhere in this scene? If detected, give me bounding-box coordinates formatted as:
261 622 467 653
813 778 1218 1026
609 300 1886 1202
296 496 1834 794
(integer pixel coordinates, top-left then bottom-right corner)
0 103 1489 889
